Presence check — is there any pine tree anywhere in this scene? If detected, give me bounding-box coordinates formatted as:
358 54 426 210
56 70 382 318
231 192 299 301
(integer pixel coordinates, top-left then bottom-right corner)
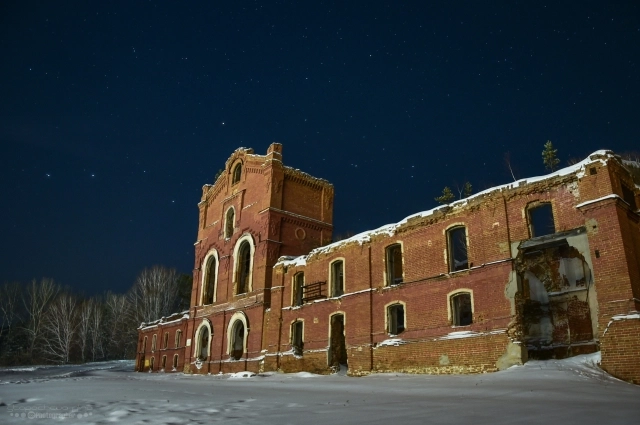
435 186 455 204
463 181 473 198
542 140 560 172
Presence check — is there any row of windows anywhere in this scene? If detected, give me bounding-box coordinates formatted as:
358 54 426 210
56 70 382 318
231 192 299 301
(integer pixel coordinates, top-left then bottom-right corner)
144 330 183 352
194 314 248 361
201 236 254 305
288 292 473 356
290 203 556 306
148 354 180 372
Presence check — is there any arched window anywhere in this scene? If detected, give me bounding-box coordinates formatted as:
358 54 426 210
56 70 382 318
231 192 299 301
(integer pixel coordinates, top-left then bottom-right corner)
385 244 403 286
232 163 242 184
196 326 210 360
175 330 182 348
202 255 217 305
172 354 179 370
291 321 304 356
330 260 344 297
387 303 405 335
293 272 304 306
236 240 251 294
450 292 473 326
447 226 468 272
142 336 147 352
230 320 245 360
161 355 167 370
151 334 157 351
225 208 235 239
163 332 169 349
149 356 155 372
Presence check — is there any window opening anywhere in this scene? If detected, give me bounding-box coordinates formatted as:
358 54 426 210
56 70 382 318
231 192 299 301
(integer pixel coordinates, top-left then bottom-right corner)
161 355 167 370
386 244 403 285
329 314 347 369
293 273 304 306
232 163 242 184
172 354 179 369
151 334 157 351
149 356 155 372
237 241 251 294
225 208 235 239
175 330 182 348
387 304 405 334
331 260 344 297
451 293 473 326
448 227 469 272
621 184 637 210
291 321 304 356
529 203 555 237
230 321 245 360
203 255 216 305
198 327 210 360
163 332 168 349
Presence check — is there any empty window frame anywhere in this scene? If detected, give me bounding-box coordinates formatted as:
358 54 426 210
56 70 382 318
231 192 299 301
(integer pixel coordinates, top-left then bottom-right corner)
225 208 235 239
528 203 555 238
163 332 169 349
447 226 469 272
330 260 344 297
230 320 245 360
385 244 403 286
236 240 251 294
451 292 473 326
197 326 210 360
291 321 304 356
175 330 182 348
151 334 157 351
232 163 242 184
387 303 405 335
142 336 147 352
161 355 167 370
202 255 217 305
172 354 179 369
149 356 155 372
293 272 304 307
621 184 637 210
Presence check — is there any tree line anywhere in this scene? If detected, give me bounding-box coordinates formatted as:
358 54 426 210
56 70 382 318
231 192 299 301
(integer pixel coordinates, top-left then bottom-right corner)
0 266 191 366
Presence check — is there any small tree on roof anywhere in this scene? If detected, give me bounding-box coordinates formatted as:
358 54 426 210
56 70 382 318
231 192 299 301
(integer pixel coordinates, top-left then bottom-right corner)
542 140 560 172
435 186 455 204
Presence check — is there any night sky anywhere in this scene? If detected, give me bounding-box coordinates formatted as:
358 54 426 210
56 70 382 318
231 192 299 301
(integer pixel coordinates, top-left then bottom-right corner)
1 1 639 295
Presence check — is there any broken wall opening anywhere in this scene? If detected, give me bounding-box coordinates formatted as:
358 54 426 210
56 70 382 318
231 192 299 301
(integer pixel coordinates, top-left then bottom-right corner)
329 314 347 369
516 232 596 359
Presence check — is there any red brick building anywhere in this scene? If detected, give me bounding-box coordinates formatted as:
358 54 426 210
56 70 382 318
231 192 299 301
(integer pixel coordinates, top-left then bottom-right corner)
137 144 640 384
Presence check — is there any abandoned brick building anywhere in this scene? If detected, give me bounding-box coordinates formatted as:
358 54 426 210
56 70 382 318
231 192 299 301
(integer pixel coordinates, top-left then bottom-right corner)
136 143 640 384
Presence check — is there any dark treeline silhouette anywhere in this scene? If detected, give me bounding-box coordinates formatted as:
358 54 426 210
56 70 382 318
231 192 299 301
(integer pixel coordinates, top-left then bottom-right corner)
0 266 191 366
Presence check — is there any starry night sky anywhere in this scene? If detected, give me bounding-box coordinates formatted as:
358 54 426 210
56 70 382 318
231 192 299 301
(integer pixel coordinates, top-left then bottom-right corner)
1 1 639 295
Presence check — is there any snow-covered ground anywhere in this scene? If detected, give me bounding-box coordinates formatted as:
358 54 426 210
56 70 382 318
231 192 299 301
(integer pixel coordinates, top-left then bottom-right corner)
1 353 639 424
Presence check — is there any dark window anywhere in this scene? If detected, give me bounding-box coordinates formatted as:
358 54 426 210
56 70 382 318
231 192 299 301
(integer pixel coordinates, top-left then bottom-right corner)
225 208 235 239
291 321 304 356
161 355 167 370
230 321 245 360
331 260 344 297
621 184 637 210
237 241 251 294
529 203 555 237
387 304 405 335
175 330 182 348
149 356 155 371
163 332 169 349
448 227 469 272
386 244 403 285
151 334 157 351
203 256 216 305
172 354 178 369
451 293 473 326
232 163 242 184
198 327 210 360
293 273 304 306
143 336 147 352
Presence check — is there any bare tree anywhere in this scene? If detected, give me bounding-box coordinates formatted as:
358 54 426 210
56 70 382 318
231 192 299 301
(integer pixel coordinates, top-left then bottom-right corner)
0 282 23 360
77 299 94 362
89 298 105 361
128 266 180 325
22 279 60 360
42 292 78 364
105 292 136 359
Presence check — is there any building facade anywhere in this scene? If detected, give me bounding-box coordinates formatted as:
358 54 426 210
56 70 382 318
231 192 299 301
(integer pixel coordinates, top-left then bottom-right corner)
137 144 640 384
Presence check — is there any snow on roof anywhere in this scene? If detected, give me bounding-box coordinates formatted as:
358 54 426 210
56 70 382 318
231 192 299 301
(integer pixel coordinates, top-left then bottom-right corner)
275 150 616 268
138 310 190 330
